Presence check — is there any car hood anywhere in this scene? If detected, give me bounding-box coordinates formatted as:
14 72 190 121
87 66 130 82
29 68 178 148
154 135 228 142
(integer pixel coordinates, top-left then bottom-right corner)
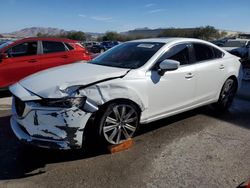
18 61 130 98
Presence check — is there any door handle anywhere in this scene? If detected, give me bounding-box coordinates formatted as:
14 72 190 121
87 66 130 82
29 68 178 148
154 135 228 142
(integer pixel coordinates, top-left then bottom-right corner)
185 73 194 79
219 64 225 69
28 59 37 63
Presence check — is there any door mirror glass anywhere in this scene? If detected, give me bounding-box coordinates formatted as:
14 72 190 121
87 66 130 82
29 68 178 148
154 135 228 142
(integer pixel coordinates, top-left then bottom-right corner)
158 59 180 76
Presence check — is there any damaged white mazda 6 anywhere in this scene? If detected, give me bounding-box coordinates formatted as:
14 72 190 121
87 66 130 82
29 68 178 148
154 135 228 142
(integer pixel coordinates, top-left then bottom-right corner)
10 38 242 150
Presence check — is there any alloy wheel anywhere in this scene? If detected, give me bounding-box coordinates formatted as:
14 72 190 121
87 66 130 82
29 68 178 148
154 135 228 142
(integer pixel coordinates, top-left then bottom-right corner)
102 104 138 145
220 79 236 108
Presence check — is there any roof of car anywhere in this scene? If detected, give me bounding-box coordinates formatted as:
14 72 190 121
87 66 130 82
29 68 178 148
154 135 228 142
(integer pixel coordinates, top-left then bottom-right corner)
14 37 78 43
128 37 229 54
131 37 209 44
0 37 78 52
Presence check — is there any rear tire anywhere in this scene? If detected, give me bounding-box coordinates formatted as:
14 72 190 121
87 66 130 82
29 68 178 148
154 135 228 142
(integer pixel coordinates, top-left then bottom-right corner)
214 78 237 111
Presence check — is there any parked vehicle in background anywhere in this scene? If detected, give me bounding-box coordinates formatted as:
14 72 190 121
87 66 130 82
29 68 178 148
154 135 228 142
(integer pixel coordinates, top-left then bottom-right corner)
101 41 119 49
82 41 99 50
89 41 120 54
0 37 91 88
10 38 241 150
214 39 250 60
89 43 106 54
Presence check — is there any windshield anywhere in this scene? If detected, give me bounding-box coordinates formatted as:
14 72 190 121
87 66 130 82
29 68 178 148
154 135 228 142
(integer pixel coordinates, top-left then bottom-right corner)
89 42 164 69
0 41 13 50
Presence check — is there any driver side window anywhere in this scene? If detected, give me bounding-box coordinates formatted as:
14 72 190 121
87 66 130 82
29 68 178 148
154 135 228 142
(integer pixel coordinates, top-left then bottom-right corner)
6 42 37 58
158 43 190 65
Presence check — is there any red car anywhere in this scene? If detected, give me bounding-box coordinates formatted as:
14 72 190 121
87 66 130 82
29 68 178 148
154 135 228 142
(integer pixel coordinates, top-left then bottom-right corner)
0 37 91 89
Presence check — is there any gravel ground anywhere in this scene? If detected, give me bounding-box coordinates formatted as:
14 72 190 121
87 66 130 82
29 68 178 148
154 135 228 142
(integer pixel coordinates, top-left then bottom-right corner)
0 97 249 188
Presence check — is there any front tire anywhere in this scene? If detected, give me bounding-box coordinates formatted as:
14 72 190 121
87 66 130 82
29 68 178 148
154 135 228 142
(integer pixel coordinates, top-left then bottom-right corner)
214 78 237 111
97 102 140 145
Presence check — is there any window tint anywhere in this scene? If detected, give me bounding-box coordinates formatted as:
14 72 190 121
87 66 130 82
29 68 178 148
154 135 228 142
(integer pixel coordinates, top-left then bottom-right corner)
65 43 74 50
42 41 66 54
213 47 224 58
159 44 190 65
7 42 37 57
90 42 164 69
193 43 214 62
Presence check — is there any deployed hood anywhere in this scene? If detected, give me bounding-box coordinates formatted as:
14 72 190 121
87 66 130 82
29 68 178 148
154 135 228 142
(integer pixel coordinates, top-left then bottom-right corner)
19 62 129 98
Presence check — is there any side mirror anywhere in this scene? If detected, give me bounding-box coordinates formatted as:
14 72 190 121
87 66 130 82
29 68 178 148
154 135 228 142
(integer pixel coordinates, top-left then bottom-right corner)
158 59 180 76
0 53 8 60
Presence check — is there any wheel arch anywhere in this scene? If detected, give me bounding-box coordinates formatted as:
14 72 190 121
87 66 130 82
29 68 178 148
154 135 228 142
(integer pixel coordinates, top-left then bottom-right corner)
83 98 142 146
216 74 239 100
98 98 142 115
227 75 238 89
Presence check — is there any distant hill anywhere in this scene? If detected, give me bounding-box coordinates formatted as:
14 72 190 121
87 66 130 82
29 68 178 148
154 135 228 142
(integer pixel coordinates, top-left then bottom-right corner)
1 27 104 40
5 27 67 38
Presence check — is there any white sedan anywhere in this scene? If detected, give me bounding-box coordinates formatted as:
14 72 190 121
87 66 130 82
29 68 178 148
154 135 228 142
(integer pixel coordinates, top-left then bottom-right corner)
10 38 242 149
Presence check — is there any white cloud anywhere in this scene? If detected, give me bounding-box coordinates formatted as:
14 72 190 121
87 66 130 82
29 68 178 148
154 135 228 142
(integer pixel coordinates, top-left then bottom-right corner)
91 16 113 21
145 3 156 8
78 14 86 18
147 9 166 14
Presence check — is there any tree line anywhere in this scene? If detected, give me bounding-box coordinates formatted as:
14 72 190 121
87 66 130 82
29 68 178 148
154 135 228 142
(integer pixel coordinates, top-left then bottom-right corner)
37 31 87 41
101 26 227 41
158 26 227 40
36 26 227 42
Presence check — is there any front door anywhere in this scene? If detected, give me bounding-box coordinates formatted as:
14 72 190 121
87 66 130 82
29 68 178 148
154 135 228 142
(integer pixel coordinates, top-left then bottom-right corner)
146 43 196 121
0 41 40 87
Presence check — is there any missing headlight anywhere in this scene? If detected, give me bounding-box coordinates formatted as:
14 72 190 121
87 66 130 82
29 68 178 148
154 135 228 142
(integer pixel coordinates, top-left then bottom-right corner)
40 97 87 108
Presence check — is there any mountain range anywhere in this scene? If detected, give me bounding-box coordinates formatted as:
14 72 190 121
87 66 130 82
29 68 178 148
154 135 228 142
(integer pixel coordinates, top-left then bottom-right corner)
1 27 103 38
0 27 245 39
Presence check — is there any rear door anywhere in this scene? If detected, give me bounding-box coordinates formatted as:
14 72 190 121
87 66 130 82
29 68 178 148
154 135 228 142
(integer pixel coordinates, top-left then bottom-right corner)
0 41 40 87
38 41 70 70
191 43 226 104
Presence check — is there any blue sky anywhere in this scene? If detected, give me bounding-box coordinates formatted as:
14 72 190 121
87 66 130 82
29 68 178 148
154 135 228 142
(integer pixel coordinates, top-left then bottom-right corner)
1 0 250 33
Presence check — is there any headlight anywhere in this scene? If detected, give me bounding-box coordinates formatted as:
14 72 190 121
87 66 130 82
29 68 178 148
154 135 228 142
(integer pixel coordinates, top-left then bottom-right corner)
41 97 87 108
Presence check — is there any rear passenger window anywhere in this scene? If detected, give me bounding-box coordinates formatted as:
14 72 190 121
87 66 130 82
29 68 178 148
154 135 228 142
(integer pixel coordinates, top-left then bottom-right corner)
65 43 74 50
193 43 214 62
213 48 224 58
158 44 190 65
42 41 66 54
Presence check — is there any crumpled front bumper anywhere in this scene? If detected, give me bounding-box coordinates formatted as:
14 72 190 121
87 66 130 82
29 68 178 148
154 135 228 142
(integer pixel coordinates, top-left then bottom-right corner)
11 97 93 150
11 116 72 149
